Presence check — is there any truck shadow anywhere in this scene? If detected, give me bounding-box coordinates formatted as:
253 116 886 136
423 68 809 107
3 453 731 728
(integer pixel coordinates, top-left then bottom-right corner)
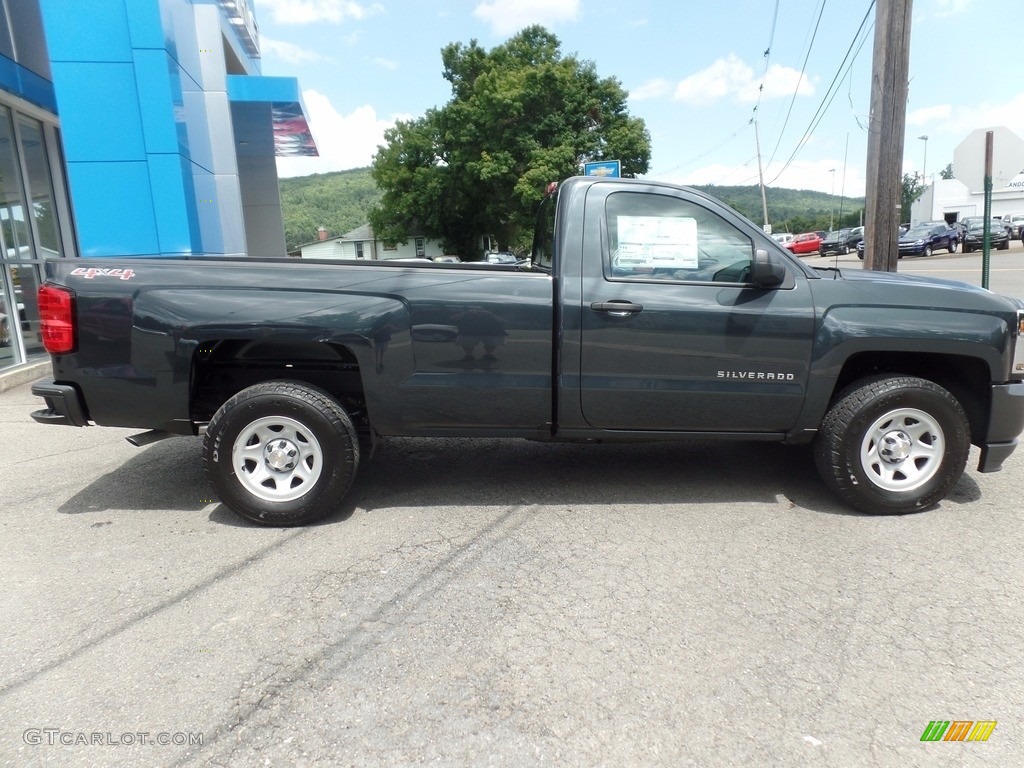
55 435 983 524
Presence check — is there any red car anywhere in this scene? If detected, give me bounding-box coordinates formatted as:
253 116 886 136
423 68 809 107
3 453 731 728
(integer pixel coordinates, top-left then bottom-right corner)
784 232 822 255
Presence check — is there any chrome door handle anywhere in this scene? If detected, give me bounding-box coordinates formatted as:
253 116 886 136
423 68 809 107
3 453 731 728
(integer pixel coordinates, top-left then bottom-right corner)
590 301 644 317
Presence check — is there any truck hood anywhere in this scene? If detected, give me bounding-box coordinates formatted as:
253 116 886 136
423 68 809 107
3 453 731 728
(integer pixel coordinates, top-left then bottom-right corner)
816 266 1024 312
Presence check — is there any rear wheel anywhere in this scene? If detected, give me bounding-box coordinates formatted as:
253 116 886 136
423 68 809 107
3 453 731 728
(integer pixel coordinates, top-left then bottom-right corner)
814 375 969 515
204 381 360 526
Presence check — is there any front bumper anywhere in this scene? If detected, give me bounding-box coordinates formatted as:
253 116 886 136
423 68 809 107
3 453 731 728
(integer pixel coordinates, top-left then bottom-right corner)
30 378 90 427
977 381 1024 472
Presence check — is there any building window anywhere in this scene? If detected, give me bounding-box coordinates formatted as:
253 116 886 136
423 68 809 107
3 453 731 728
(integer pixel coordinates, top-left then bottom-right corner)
415 237 425 257
355 242 364 259
0 100 72 371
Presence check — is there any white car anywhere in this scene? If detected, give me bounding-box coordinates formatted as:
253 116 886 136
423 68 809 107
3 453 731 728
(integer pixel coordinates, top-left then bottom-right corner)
771 233 795 246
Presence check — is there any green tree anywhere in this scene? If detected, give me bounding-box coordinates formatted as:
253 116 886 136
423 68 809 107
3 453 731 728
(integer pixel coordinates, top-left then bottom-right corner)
901 173 926 222
369 25 651 258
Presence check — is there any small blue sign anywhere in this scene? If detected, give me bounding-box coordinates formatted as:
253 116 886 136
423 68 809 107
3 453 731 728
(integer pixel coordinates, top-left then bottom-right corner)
583 160 621 178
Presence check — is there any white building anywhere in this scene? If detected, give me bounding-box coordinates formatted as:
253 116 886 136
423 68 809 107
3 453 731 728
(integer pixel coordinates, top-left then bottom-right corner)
912 126 1024 225
299 225 446 260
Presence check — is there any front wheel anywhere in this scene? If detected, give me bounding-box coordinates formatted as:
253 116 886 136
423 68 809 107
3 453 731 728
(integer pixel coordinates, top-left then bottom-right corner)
948 240 958 254
814 375 969 514
204 381 360 526
923 244 933 258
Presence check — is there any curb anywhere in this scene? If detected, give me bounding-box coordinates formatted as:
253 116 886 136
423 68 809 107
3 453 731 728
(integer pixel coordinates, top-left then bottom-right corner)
0 359 52 393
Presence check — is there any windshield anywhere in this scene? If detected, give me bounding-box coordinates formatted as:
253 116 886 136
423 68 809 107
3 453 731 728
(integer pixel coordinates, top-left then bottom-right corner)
904 227 932 238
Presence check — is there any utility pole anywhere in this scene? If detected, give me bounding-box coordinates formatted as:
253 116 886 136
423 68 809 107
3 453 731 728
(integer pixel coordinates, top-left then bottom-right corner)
754 120 769 230
863 0 913 272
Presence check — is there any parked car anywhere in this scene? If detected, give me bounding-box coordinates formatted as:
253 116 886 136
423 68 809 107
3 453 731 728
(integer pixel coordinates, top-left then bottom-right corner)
485 251 519 264
897 224 958 258
783 232 822 255
1002 213 1024 240
819 227 864 256
963 216 1014 241
962 220 1010 253
771 232 795 246
855 231 909 260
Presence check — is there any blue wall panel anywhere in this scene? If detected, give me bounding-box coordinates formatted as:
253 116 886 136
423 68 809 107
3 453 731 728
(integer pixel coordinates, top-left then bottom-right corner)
123 0 166 49
148 154 201 254
38 0 133 63
49 62 146 162
132 49 182 155
67 162 160 257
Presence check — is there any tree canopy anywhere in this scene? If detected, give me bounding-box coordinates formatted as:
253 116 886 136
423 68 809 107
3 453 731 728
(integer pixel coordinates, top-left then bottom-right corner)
369 26 651 258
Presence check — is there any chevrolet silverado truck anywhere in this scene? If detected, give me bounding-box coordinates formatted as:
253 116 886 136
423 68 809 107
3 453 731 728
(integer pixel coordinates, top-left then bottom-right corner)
30 176 1024 525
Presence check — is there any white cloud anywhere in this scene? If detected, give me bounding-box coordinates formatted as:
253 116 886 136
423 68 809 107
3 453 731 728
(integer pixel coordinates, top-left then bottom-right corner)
276 90 408 177
934 0 973 17
260 36 327 64
473 0 580 35
373 57 399 71
925 93 1024 137
258 0 382 26
907 104 953 126
629 78 673 101
673 54 814 106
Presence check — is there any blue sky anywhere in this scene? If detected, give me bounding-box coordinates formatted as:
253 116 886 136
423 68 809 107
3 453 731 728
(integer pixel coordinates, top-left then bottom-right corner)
257 0 1021 198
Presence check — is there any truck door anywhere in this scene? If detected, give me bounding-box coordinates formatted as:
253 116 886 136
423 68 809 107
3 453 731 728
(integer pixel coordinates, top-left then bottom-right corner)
577 183 815 433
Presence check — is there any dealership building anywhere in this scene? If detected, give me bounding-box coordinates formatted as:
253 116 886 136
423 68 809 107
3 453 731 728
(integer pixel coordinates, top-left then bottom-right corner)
911 126 1024 226
0 0 315 375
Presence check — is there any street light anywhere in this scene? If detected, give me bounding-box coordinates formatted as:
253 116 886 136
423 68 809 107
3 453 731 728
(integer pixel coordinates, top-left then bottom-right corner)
829 168 836 229
918 135 928 184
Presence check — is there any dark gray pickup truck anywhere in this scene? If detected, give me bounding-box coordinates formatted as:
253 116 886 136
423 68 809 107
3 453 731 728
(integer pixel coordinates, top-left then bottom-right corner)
31 176 1024 525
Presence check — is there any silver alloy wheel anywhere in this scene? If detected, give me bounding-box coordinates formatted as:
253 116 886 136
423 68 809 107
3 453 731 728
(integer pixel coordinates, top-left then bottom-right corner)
232 415 324 503
859 407 944 492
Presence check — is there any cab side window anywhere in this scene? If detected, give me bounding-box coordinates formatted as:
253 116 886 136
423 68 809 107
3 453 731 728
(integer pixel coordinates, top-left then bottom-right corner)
605 191 754 283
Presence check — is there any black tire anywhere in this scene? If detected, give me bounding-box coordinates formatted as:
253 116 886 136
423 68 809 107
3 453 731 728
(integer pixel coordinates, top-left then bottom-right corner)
998 238 1009 251
948 240 957 254
203 381 360 526
923 244 933 258
964 244 973 254
813 375 969 515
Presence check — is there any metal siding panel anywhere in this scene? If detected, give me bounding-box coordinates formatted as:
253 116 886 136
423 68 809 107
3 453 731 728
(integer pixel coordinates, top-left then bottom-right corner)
38 0 133 62
147 153 197 254
49 62 146 161
66 162 160 257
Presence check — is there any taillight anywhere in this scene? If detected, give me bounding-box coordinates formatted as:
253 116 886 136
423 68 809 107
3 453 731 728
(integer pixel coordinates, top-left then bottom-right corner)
38 284 76 354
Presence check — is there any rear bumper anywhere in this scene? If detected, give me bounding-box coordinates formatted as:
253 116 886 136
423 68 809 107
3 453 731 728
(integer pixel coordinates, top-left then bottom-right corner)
30 378 90 427
977 381 1024 472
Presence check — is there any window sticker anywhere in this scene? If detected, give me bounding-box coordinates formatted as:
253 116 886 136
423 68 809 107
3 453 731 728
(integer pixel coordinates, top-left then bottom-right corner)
614 216 699 269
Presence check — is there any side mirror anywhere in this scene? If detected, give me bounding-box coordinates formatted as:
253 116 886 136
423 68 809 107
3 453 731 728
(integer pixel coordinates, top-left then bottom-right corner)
751 248 786 288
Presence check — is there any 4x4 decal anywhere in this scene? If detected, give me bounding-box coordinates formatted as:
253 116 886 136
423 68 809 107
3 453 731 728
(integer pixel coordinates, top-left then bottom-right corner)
70 267 136 280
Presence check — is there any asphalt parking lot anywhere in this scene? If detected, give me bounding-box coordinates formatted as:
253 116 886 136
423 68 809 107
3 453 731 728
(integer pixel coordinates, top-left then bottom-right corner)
3 246 1024 766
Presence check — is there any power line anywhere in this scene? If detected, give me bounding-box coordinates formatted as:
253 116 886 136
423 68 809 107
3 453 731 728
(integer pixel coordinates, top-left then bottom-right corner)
766 0 876 185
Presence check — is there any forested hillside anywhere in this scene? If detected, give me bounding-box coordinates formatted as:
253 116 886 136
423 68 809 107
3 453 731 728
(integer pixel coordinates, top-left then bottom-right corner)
278 168 381 252
277 168 865 252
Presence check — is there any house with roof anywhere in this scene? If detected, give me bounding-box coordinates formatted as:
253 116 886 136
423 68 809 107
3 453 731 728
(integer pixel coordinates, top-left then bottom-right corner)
299 224 446 261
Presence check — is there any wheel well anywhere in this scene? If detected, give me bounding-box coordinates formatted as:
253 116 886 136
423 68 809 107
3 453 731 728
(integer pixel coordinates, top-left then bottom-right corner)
189 339 368 434
834 352 990 441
